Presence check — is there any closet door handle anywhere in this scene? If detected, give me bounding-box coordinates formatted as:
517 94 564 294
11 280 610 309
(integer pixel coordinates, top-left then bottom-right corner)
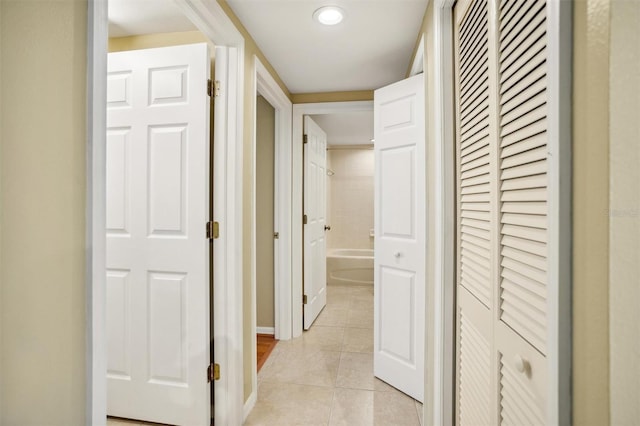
514 355 530 374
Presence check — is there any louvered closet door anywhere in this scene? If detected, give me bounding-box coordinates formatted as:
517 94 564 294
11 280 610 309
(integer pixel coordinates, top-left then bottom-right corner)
496 0 549 423
454 0 495 424
454 0 551 424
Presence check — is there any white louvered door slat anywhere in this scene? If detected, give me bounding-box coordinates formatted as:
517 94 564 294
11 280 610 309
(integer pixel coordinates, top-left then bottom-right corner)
497 0 549 355
454 0 496 424
496 0 549 423
455 0 555 424
456 0 493 315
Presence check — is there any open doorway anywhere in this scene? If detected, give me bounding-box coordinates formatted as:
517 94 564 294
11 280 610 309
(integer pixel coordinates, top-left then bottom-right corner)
291 101 375 337
255 94 278 368
89 0 246 424
245 107 422 425
303 111 375 331
247 57 294 415
246 109 425 425
105 3 214 424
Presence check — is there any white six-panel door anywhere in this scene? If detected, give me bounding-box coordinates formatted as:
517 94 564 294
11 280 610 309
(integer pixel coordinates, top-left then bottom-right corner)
106 43 210 425
373 74 426 402
303 116 328 329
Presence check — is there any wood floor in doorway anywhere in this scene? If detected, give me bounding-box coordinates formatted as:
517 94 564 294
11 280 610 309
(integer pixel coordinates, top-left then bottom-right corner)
257 333 278 372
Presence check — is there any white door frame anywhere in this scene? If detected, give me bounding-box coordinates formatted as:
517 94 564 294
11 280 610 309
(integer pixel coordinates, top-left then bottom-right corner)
246 56 293 418
87 1 246 424
428 3 456 425
430 0 573 425
291 101 373 337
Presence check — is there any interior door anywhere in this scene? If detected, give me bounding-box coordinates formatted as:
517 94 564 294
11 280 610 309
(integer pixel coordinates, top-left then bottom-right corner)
106 43 211 425
303 116 328 329
373 73 426 402
454 0 554 424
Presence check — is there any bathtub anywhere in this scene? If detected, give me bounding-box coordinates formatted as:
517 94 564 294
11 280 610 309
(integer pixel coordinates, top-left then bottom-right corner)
326 249 374 286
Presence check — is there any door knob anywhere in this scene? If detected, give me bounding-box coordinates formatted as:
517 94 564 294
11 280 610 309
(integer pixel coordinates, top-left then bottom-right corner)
394 251 402 258
514 355 530 374
324 225 331 231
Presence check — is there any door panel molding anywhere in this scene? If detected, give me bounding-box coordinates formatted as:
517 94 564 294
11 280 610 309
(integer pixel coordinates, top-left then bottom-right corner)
374 74 426 402
302 116 328 330
106 43 210 425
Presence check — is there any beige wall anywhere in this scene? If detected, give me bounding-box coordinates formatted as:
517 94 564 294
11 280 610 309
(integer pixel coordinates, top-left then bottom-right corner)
0 0 3 419
291 91 373 104
0 0 87 424
256 96 275 329
609 0 640 423
326 148 375 251
109 30 212 52
573 0 611 424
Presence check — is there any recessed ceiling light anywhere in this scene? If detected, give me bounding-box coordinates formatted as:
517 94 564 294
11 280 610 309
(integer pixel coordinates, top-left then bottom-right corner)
313 6 345 26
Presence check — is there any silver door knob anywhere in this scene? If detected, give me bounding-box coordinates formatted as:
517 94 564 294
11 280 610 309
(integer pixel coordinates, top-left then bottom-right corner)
394 251 402 258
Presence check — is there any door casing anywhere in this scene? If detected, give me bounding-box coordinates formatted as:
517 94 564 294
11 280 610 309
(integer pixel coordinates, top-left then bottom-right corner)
246 56 293 419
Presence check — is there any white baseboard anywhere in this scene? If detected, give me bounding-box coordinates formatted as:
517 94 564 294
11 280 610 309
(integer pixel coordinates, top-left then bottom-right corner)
256 326 275 335
243 389 257 422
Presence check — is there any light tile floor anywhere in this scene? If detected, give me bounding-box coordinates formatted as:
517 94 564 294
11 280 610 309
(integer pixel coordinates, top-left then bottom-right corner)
107 284 423 426
245 284 423 425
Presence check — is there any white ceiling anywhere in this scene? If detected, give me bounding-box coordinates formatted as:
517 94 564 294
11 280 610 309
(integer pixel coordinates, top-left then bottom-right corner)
108 1 389 147
311 112 373 146
108 0 196 38
226 0 428 93
108 0 428 93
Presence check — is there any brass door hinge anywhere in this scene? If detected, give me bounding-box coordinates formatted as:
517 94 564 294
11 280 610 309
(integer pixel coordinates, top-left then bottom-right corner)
303 214 308 225
206 221 219 239
207 79 221 97
303 134 308 144
207 363 220 382
303 294 308 305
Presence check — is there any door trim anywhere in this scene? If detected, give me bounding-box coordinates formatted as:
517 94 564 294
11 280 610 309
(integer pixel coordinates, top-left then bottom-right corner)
246 56 293 419
291 101 373 337
211 45 245 426
253 57 293 342
409 34 425 77
545 1 573 423
86 1 108 422
430 2 456 425
87 1 246 424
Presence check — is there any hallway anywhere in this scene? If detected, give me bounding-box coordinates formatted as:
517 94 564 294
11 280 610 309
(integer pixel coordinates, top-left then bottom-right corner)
245 284 423 425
